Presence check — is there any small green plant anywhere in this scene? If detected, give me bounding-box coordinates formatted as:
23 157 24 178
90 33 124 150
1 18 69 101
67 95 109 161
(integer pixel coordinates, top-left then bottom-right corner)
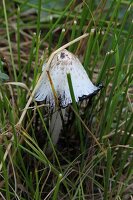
0 59 9 82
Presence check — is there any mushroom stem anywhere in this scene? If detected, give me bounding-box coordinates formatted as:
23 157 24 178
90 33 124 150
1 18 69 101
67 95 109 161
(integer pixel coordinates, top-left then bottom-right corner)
49 110 63 146
47 109 65 153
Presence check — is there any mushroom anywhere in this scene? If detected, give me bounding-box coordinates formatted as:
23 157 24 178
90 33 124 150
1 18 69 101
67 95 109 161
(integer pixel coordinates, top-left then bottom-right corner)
35 49 102 149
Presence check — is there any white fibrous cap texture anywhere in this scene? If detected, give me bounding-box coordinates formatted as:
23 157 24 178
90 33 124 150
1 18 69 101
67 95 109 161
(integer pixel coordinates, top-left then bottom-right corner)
35 49 100 108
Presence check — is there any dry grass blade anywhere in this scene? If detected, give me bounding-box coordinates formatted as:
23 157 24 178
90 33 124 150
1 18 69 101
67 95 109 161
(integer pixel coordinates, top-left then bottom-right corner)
70 105 105 153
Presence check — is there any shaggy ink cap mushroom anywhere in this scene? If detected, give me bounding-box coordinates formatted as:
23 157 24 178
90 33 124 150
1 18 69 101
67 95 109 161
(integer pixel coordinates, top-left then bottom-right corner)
35 49 102 108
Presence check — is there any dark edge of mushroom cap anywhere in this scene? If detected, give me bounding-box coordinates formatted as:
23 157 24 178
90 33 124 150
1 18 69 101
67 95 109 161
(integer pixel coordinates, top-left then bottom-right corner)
60 83 103 109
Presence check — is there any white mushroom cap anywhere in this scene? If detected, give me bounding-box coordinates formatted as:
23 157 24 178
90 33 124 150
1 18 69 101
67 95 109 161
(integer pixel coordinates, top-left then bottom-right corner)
35 49 101 108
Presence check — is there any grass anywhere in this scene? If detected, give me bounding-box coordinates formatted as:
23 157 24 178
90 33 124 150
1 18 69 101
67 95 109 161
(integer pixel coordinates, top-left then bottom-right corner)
0 0 133 199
